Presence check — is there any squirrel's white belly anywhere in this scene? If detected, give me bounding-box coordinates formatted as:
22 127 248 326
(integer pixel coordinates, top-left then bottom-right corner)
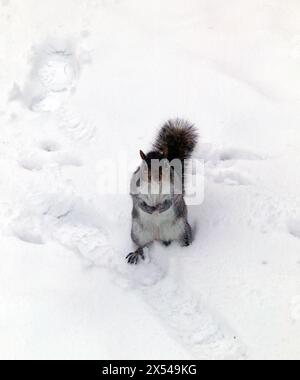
137 206 185 243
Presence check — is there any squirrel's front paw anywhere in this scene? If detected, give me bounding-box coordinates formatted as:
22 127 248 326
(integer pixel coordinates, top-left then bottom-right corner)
126 250 145 265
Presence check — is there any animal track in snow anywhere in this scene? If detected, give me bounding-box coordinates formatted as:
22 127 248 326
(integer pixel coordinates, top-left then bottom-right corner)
287 219 300 239
10 172 77 245
57 105 96 141
217 148 263 162
38 140 82 166
12 218 45 245
55 152 83 167
208 169 252 186
38 58 75 93
14 230 44 245
202 145 262 186
18 153 46 171
40 140 61 153
51 216 243 358
141 261 246 359
18 147 82 171
202 146 263 163
19 39 81 112
52 218 167 287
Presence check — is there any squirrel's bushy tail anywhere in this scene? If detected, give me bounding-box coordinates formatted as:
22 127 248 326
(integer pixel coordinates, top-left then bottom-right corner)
153 119 198 162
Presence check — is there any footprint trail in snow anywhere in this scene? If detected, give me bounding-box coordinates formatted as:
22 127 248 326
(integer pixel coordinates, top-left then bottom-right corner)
19 39 80 112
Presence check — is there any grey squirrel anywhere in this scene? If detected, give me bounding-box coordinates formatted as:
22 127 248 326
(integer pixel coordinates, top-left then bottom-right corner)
126 119 198 264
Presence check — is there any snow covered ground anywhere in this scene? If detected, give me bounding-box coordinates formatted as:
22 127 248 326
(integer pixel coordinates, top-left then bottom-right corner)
1 0 300 360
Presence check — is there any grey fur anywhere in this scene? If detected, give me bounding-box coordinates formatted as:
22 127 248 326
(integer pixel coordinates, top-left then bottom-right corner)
127 119 198 264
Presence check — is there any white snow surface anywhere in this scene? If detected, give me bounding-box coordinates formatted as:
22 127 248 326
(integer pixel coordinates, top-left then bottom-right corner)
1 0 300 360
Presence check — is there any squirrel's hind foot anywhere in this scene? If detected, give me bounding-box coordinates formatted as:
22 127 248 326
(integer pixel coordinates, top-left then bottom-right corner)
179 223 193 247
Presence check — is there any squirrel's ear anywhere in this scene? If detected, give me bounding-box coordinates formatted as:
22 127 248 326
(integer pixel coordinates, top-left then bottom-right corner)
140 150 146 160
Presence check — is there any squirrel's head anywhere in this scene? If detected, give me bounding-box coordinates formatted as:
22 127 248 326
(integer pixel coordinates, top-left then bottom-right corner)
140 146 168 162
131 150 182 201
138 150 173 191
